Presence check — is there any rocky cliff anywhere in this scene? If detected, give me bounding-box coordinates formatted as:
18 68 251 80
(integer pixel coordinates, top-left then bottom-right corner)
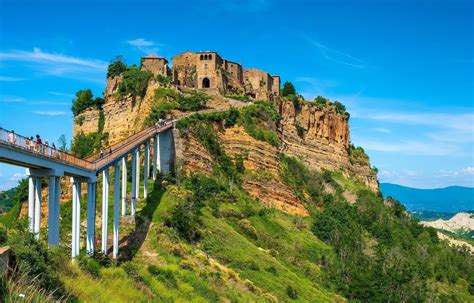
73 76 378 215
276 98 378 191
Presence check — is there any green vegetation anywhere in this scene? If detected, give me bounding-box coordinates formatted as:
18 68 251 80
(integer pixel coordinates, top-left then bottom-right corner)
224 94 253 102
239 101 280 147
0 179 27 228
281 81 296 97
295 123 305 138
71 89 105 117
349 143 370 165
118 66 153 98
2 219 69 300
144 88 210 126
107 56 128 78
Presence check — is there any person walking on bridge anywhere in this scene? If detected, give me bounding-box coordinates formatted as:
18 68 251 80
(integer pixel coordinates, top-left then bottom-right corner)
7 130 16 145
36 134 42 153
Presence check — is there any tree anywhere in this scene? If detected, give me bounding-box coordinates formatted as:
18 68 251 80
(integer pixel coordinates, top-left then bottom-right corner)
281 81 296 96
333 101 346 114
71 89 105 116
58 134 68 151
107 56 128 78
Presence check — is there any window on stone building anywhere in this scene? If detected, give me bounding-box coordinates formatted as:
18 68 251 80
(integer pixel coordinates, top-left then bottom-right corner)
204 64 208 69
208 54 212 60
200 54 204 60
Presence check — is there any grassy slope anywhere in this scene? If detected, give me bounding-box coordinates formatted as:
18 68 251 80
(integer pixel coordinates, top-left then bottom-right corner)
58 178 341 302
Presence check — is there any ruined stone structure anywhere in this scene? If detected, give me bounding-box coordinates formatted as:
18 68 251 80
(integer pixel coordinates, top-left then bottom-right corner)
140 54 170 76
171 51 280 99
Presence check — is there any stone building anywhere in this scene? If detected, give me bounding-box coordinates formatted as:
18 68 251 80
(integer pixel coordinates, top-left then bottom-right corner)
140 55 170 76
171 51 280 99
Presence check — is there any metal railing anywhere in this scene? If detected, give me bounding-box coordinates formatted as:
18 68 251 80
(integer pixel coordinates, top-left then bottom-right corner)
0 127 96 170
0 122 173 172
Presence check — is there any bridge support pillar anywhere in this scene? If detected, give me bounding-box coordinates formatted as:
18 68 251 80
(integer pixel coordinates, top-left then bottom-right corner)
86 182 96 254
144 141 149 199
28 176 35 232
136 147 140 200
159 129 171 174
47 176 59 246
121 156 127 216
113 161 121 259
71 178 81 258
131 149 137 217
101 168 109 254
53 176 60 245
153 134 159 180
34 177 41 239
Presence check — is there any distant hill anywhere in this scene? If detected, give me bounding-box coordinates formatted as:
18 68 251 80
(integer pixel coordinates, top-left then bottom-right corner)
380 183 474 213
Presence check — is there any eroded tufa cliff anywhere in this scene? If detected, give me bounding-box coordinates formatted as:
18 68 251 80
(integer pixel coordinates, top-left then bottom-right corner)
276 98 378 191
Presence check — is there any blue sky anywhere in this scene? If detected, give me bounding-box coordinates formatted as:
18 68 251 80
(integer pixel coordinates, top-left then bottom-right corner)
0 0 473 190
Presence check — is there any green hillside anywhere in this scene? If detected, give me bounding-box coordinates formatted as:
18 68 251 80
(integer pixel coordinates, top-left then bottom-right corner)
1 105 473 302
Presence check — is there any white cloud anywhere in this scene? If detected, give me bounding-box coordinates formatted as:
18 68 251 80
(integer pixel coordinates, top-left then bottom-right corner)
10 172 25 181
0 75 26 81
354 138 457 156
305 36 367 69
438 167 474 178
126 38 160 54
33 110 68 116
0 95 26 103
0 48 107 83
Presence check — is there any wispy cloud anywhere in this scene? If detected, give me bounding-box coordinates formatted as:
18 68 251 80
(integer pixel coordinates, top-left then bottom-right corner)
0 95 26 103
305 36 367 69
49 91 74 98
354 138 458 156
0 48 107 83
33 110 68 116
371 127 391 133
126 38 161 54
10 172 26 181
0 75 26 81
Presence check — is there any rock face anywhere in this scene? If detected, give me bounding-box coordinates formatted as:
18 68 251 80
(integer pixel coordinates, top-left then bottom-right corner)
276 97 378 191
73 77 379 215
175 125 308 216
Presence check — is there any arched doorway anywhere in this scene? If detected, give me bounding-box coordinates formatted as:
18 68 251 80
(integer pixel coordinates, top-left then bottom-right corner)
202 77 210 88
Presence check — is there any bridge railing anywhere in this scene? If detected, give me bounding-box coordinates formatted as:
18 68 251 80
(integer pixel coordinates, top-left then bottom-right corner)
0 127 96 170
93 122 173 170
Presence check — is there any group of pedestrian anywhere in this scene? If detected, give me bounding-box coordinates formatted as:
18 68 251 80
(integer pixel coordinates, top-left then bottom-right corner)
6 130 58 157
156 118 168 128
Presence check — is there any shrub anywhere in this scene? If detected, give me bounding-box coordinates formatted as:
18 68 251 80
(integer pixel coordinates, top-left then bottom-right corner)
147 265 178 287
286 285 298 299
156 74 171 86
177 90 210 111
295 124 305 138
314 96 328 107
107 56 128 78
6 219 67 299
333 101 346 115
224 107 240 128
239 102 280 147
118 66 153 98
71 89 104 116
70 131 107 158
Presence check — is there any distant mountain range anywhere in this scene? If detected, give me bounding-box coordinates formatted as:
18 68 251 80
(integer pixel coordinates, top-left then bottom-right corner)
380 183 474 213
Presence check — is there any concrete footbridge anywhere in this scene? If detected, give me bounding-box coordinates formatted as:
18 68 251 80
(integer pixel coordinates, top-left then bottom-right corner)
0 121 175 259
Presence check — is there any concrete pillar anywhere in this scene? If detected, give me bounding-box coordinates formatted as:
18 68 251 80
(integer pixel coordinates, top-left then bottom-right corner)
113 161 120 259
71 180 81 258
159 129 171 174
101 168 109 254
53 176 60 245
75 181 81 257
28 176 35 232
144 141 149 199
86 182 96 254
131 149 137 217
71 181 77 258
47 176 57 246
34 177 41 239
136 147 140 199
121 156 127 216
153 135 159 180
